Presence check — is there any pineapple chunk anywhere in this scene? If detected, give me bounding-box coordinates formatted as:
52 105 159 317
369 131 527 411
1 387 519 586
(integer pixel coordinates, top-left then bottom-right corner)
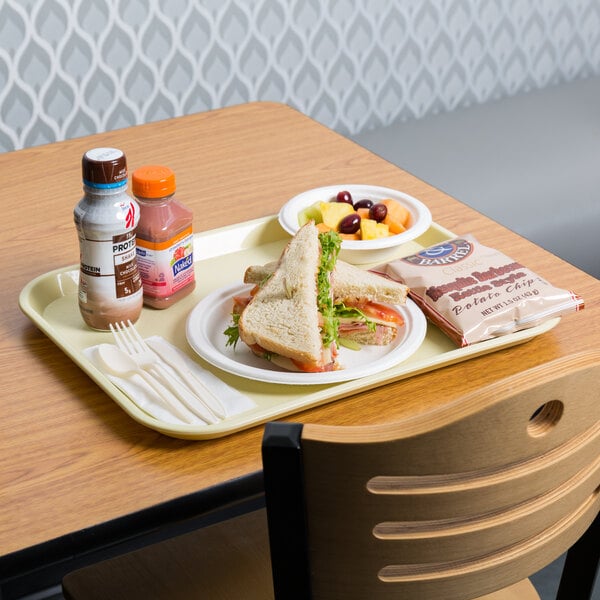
320 201 354 229
360 218 389 240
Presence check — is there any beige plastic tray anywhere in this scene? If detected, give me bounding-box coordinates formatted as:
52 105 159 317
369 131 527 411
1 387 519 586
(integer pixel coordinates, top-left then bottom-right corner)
19 216 559 439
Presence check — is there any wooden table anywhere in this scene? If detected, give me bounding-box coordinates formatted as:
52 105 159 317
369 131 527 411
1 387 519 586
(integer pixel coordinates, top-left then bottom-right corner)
2 102 598 593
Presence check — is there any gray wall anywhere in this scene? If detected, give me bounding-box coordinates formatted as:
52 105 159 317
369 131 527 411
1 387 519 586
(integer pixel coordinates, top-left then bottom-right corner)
2 0 600 152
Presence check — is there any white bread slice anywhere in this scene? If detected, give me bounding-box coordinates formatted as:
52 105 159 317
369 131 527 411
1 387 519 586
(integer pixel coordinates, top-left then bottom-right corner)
243 262 278 287
332 261 408 305
238 222 324 365
244 259 408 305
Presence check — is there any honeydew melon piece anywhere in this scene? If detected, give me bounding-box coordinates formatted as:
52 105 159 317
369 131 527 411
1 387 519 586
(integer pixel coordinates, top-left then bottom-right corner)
297 201 323 226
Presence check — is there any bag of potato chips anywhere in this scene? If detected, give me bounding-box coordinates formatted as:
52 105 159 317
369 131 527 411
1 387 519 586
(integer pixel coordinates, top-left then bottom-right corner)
376 236 584 347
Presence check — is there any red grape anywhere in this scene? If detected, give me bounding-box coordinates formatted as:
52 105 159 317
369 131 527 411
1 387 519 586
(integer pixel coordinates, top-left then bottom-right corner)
369 203 387 222
353 198 373 209
339 213 361 234
336 190 353 204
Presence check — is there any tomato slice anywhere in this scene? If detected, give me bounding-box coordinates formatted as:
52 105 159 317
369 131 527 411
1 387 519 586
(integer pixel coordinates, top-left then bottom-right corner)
353 301 404 325
232 286 260 311
291 343 338 372
232 294 252 314
247 343 337 373
291 358 337 372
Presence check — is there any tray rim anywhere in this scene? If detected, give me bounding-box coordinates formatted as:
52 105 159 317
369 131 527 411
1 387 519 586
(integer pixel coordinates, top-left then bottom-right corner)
19 216 560 439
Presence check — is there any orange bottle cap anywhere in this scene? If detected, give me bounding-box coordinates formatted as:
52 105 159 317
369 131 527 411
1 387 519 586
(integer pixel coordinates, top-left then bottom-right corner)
132 165 176 198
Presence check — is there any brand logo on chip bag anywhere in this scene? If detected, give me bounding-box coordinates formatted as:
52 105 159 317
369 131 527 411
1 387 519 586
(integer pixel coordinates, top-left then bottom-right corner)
402 239 473 266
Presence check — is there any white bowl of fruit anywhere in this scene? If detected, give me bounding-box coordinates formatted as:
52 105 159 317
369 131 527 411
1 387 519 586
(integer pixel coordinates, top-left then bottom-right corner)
278 184 432 264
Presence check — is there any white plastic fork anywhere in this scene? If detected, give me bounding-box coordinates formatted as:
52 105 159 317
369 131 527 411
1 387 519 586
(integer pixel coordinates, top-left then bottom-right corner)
110 321 221 424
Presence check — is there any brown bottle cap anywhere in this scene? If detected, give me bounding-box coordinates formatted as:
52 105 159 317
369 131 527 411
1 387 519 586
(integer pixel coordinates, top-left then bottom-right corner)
82 148 128 187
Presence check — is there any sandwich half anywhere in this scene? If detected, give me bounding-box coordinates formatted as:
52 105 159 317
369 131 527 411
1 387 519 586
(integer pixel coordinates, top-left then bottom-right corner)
243 256 409 347
225 221 341 372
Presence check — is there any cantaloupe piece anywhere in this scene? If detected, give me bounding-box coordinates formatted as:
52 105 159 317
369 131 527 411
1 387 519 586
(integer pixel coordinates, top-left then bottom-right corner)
360 218 389 240
316 222 332 233
381 198 411 234
356 207 370 220
320 201 354 229
339 232 360 241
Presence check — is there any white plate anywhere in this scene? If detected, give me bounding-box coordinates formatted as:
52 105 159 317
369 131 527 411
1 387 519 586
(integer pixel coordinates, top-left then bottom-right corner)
278 184 433 264
186 282 427 385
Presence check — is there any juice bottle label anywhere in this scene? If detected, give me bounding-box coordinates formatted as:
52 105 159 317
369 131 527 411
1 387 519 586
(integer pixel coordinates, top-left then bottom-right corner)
136 226 195 299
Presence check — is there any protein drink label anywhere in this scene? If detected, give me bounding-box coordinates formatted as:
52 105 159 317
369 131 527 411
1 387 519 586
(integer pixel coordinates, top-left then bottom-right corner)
77 228 142 301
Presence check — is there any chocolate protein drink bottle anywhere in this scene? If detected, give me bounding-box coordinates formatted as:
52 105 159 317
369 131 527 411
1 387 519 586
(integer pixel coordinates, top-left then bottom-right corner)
74 148 143 330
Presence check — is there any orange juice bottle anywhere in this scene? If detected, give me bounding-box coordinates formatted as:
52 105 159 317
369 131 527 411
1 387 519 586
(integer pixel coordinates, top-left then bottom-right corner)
132 165 196 309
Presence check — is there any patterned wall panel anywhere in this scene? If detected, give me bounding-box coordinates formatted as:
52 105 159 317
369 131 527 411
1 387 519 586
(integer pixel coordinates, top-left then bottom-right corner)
1 0 600 152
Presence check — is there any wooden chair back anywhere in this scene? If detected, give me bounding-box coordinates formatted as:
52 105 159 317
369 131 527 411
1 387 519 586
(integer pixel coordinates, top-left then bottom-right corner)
263 351 600 599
